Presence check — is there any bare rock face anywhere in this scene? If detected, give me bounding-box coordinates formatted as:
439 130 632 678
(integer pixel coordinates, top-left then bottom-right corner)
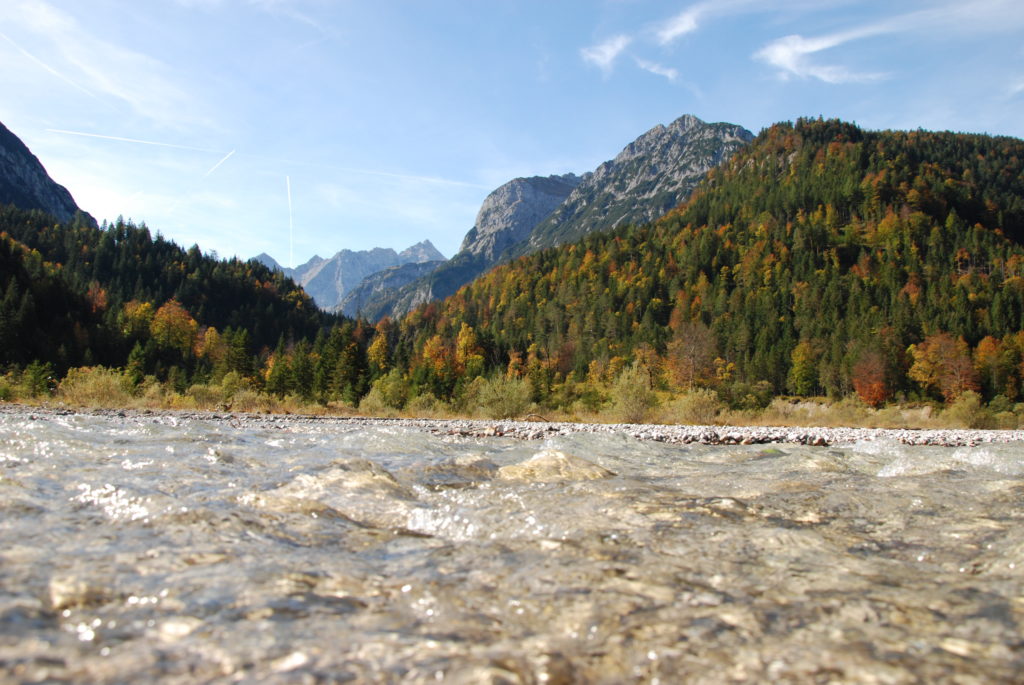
335 260 445 318
459 174 582 261
0 121 95 226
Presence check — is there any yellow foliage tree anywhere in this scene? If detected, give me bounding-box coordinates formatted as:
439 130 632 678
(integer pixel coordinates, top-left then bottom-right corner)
150 299 198 356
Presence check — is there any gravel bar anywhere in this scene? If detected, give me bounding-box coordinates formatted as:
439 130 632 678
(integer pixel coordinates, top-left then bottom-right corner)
5 404 1024 447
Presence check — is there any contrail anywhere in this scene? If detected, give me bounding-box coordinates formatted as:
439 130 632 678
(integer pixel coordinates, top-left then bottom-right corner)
204 149 235 177
46 128 220 153
287 176 294 269
0 32 97 99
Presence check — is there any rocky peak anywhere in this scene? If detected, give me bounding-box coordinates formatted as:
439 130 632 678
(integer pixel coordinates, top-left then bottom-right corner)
520 114 753 253
0 121 95 226
399 239 446 263
254 239 447 311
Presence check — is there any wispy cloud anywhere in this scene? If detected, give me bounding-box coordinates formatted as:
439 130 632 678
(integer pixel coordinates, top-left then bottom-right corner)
654 0 766 45
655 3 706 45
635 58 678 82
755 1 1024 84
754 27 889 84
581 35 632 73
0 0 204 128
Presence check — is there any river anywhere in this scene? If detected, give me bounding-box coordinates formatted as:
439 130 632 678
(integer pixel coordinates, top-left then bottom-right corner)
1 409 1022 683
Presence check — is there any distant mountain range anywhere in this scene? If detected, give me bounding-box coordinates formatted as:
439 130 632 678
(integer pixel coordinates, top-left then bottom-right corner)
0 121 95 227
253 240 446 311
292 114 754 321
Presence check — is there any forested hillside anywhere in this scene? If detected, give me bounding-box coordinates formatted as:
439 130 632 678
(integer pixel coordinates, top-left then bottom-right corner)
380 118 1024 409
0 206 371 398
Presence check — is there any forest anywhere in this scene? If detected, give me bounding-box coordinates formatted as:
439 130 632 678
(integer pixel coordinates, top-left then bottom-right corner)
4 118 1024 427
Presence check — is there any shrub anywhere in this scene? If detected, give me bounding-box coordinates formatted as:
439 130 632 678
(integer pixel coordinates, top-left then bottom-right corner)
371 369 408 410
358 387 397 417
943 391 992 429
669 388 723 425
993 411 1018 429
231 389 275 413
57 367 135 408
611 363 658 424
19 361 55 398
185 384 228 410
719 380 774 411
474 375 532 419
406 391 444 417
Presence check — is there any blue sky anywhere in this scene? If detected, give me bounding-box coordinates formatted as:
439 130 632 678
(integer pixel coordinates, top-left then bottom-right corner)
2 1 1023 265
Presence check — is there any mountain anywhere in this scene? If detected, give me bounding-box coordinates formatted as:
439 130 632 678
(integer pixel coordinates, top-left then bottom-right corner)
515 114 753 255
365 115 752 321
460 174 583 261
0 122 96 227
355 174 581 321
388 118 1024 406
336 259 446 318
400 240 447 263
256 240 446 311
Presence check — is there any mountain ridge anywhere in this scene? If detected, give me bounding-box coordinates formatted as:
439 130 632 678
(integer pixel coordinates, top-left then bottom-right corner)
363 114 753 321
255 239 446 310
0 122 96 227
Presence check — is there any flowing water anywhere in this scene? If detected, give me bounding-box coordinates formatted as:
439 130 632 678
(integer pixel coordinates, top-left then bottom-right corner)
1 411 1022 683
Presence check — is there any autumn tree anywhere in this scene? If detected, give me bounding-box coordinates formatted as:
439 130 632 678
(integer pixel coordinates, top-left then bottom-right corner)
119 300 154 340
666 321 715 390
852 348 890 407
149 299 197 357
908 333 979 402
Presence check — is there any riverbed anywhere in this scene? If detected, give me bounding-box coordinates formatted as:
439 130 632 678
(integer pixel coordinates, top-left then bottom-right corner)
1 409 1022 682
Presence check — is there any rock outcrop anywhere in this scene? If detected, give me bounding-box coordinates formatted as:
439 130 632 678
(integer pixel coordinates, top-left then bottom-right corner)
0 121 95 226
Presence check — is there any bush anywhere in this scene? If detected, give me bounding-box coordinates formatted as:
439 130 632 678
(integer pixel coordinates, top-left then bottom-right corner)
993 411 1018 429
473 375 533 419
943 391 992 429
19 361 55 398
231 389 275 413
358 386 398 417
185 384 229 410
611 363 658 424
371 369 408 410
719 380 774 411
988 395 1013 414
57 367 136 408
406 391 444 417
669 388 723 425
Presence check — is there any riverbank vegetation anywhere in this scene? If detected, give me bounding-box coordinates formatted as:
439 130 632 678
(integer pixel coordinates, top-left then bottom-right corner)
0 361 1018 430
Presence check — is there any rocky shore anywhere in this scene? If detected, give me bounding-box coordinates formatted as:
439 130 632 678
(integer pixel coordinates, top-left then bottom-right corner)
5 404 1024 447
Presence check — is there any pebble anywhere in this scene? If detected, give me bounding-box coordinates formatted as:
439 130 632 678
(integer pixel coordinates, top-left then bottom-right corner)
3 404 1023 446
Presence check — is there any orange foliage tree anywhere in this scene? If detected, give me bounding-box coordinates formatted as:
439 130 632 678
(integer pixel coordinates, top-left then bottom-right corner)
852 349 889 408
908 332 979 402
